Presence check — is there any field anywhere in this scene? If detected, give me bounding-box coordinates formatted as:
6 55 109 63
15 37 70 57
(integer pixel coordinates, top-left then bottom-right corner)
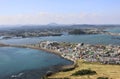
48 60 120 79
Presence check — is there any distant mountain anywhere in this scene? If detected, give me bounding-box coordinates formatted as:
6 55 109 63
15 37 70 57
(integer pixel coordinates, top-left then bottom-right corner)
0 24 120 30
46 23 68 26
47 23 59 26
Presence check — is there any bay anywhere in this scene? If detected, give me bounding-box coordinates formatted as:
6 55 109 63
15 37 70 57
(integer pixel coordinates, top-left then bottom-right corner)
0 47 72 79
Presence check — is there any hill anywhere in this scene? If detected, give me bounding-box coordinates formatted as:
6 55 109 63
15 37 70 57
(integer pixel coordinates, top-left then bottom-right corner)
48 60 120 79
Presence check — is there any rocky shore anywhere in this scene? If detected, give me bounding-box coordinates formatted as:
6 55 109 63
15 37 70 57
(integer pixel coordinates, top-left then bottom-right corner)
3 64 74 79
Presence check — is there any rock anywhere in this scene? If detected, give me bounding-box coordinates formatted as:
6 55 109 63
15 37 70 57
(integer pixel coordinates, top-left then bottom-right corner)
46 71 53 76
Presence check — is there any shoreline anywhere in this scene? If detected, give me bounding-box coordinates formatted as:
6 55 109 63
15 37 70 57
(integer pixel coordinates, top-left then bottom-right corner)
0 43 76 78
0 43 76 63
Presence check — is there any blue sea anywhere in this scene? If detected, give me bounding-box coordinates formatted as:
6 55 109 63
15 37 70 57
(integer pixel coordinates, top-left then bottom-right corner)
0 47 72 79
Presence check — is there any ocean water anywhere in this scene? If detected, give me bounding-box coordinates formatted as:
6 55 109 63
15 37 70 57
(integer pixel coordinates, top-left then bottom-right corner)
0 34 120 45
0 47 72 79
106 27 120 33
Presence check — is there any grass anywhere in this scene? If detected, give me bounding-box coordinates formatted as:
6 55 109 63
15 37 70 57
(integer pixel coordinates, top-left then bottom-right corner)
48 60 120 79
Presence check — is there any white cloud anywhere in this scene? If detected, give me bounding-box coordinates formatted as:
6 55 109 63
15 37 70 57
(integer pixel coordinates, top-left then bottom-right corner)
0 12 120 25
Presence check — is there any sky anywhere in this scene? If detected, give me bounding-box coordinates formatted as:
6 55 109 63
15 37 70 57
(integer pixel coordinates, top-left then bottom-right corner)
0 0 120 25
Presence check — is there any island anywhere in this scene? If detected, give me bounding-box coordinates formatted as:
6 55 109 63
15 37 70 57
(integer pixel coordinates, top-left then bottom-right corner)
1 25 120 39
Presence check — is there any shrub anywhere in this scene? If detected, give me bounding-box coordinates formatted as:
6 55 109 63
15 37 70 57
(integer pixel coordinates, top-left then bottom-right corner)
48 77 70 79
97 77 109 79
72 69 96 76
62 67 75 72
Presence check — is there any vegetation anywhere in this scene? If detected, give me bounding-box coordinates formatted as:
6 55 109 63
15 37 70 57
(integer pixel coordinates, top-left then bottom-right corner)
69 29 86 35
62 67 75 72
97 77 109 79
43 77 70 79
71 69 96 76
48 77 70 79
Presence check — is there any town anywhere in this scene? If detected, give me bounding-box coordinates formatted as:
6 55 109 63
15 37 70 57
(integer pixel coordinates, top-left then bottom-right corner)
28 41 120 65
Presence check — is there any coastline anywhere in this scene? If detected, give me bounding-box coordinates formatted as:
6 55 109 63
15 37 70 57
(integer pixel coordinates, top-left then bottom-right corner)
0 43 76 78
24 45 77 74
0 43 76 63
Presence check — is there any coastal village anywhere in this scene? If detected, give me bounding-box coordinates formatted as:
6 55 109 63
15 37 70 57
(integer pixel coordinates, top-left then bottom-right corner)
29 41 120 65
